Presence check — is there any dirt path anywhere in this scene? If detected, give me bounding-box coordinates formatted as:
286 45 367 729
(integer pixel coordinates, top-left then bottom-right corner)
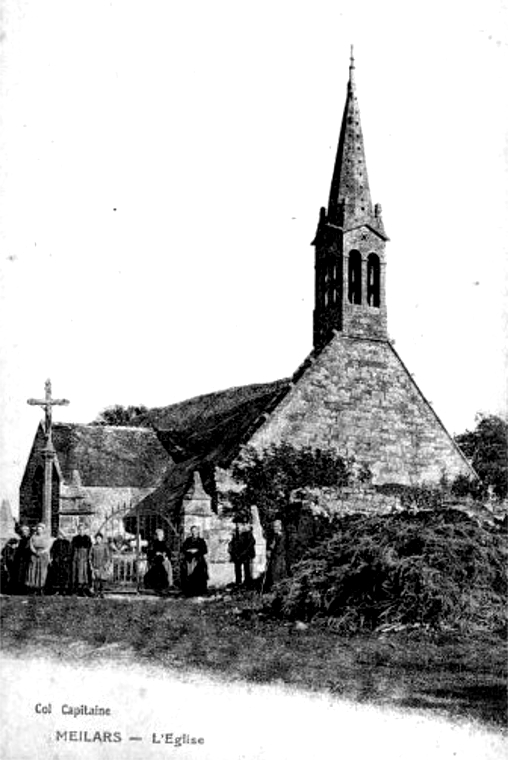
1 651 505 760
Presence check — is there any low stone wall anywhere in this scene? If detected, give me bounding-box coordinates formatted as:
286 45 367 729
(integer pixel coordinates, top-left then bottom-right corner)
296 485 403 518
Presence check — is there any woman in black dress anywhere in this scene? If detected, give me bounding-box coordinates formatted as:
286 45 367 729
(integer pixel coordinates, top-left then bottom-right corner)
11 525 31 594
49 531 72 595
180 525 208 596
144 528 173 593
71 523 92 596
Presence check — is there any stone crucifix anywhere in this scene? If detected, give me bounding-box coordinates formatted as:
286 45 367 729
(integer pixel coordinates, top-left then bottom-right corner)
27 379 69 533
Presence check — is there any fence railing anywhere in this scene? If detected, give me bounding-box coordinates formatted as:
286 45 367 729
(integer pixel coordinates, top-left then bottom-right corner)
108 553 148 589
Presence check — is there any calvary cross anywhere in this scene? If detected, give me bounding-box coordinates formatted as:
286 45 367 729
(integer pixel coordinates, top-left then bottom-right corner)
27 379 70 533
27 378 69 438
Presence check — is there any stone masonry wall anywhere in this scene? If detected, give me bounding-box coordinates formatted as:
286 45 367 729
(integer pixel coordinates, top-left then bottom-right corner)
58 486 155 538
248 334 473 485
19 425 51 525
297 486 403 518
341 226 387 340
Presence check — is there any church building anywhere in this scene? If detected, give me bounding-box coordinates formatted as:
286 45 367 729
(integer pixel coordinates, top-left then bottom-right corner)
243 53 473 486
20 55 474 585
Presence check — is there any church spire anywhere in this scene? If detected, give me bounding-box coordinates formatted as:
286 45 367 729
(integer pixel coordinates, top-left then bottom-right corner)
312 51 388 351
327 49 383 235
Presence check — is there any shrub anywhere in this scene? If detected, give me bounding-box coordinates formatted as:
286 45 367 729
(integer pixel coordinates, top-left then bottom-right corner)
271 510 507 635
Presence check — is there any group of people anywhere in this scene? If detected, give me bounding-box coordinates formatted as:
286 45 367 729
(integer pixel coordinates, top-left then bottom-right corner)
228 518 289 590
143 525 209 597
2 518 289 596
1 522 211 598
1 523 112 597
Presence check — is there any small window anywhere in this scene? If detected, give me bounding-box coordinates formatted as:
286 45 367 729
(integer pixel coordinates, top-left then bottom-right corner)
348 250 362 304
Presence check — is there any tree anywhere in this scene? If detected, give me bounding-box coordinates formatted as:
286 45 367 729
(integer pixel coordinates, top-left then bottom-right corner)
454 414 508 500
227 443 353 527
92 404 149 427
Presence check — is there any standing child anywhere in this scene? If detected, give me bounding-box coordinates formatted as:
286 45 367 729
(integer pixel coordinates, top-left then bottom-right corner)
90 532 110 598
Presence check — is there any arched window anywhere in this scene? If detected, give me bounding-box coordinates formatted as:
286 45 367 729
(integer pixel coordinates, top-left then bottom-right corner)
348 250 362 304
367 253 380 307
332 253 343 305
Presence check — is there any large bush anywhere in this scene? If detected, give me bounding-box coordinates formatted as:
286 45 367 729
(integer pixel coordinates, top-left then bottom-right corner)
271 510 507 635
227 443 352 527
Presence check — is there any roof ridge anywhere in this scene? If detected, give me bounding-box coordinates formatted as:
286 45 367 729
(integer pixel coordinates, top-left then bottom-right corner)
152 377 290 412
53 422 154 432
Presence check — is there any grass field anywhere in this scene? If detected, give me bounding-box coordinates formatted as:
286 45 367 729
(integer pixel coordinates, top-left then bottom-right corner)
1 591 506 730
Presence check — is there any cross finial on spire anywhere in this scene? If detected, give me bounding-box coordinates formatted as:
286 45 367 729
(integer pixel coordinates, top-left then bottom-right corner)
349 44 355 88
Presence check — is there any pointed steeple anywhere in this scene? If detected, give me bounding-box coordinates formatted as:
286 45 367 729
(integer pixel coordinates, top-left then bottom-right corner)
312 50 389 350
327 48 384 236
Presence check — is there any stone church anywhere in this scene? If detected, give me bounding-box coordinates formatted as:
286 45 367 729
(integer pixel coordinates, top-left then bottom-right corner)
20 55 474 585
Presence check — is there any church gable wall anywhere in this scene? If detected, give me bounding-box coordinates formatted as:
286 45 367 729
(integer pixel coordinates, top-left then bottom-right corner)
19 425 54 526
248 335 472 486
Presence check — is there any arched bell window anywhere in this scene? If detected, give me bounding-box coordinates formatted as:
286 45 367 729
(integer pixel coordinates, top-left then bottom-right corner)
333 253 343 305
367 253 380 307
348 250 362 304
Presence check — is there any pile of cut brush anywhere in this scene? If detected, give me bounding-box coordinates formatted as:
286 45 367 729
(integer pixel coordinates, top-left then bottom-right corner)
271 509 507 635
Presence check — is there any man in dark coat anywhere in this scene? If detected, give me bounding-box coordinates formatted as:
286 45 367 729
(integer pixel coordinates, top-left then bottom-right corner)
180 525 208 596
229 524 256 587
1 538 19 594
265 519 289 591
71 523 92 595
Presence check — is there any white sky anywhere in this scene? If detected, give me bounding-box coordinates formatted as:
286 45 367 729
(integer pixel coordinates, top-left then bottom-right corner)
1 0 507 514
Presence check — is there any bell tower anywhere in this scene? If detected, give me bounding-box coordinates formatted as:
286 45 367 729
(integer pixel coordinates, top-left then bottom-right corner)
313 50 389 350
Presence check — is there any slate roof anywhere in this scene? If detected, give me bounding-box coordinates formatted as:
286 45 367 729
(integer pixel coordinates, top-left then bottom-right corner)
145 379 291 465
125 379 292 521
51 423 170 488
124 457 202 528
